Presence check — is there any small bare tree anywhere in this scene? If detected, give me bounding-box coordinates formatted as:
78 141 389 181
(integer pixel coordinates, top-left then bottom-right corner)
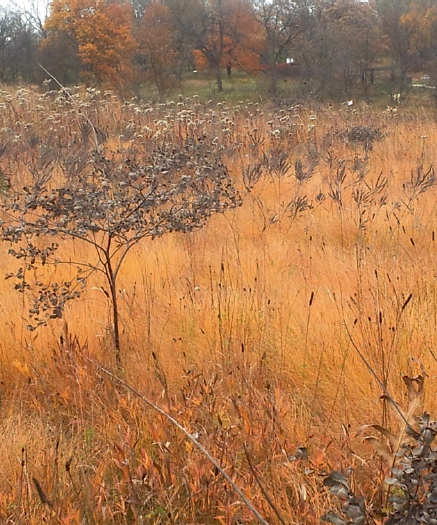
0 137 241 363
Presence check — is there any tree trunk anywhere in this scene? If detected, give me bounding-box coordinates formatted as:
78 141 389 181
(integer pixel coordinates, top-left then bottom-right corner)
269 67 278 96
110 278 121 364
105 249 122 364
215 64 223 93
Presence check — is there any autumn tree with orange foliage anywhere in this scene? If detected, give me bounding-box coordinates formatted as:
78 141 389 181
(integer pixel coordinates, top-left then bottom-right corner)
42 0 137 89
135 3 179 100
173 0 260 92
192 0 261 79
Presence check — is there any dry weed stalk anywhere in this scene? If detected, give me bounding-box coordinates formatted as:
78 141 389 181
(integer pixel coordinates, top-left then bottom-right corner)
90 358 270 525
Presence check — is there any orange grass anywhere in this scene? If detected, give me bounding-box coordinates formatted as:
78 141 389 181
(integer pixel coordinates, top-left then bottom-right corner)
0 85 436 523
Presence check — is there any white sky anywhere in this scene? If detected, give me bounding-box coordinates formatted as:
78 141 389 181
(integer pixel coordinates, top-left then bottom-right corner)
0 0 49 15
0 0 49 30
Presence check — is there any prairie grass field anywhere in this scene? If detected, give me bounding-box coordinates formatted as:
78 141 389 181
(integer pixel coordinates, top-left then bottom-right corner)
0 84 437 524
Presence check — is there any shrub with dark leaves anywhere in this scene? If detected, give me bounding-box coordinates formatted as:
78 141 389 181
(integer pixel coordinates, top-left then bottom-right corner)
385 413 437 525
0 137 241 361
322 376 437 525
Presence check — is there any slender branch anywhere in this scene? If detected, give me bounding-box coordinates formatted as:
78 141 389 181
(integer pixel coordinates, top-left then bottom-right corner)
112 185 158 233
45 260 106 275
92 230 109 271
53 227 108 255
88 359 271 525
112 241 132 282
111 216 174 280
243 443 287 525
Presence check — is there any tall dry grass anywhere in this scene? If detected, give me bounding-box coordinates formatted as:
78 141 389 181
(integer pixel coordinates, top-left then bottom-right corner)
0 85 436 523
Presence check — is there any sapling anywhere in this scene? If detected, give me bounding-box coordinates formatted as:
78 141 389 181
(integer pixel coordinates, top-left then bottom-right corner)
1 135 241 362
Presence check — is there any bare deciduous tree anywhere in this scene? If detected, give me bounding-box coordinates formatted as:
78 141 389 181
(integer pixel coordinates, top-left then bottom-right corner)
253 0 306 95
0 9 39 83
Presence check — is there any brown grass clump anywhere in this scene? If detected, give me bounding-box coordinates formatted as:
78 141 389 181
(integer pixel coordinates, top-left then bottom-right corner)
0 85 437 523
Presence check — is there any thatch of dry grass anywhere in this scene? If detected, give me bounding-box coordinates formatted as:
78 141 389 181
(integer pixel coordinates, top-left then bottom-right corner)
0 85 436 523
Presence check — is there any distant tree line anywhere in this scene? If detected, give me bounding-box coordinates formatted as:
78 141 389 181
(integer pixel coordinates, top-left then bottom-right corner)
0 0 436 98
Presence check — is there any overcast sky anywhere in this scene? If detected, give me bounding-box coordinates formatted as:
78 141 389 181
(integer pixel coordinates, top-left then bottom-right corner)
0 0 49 30
0 0 48 16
